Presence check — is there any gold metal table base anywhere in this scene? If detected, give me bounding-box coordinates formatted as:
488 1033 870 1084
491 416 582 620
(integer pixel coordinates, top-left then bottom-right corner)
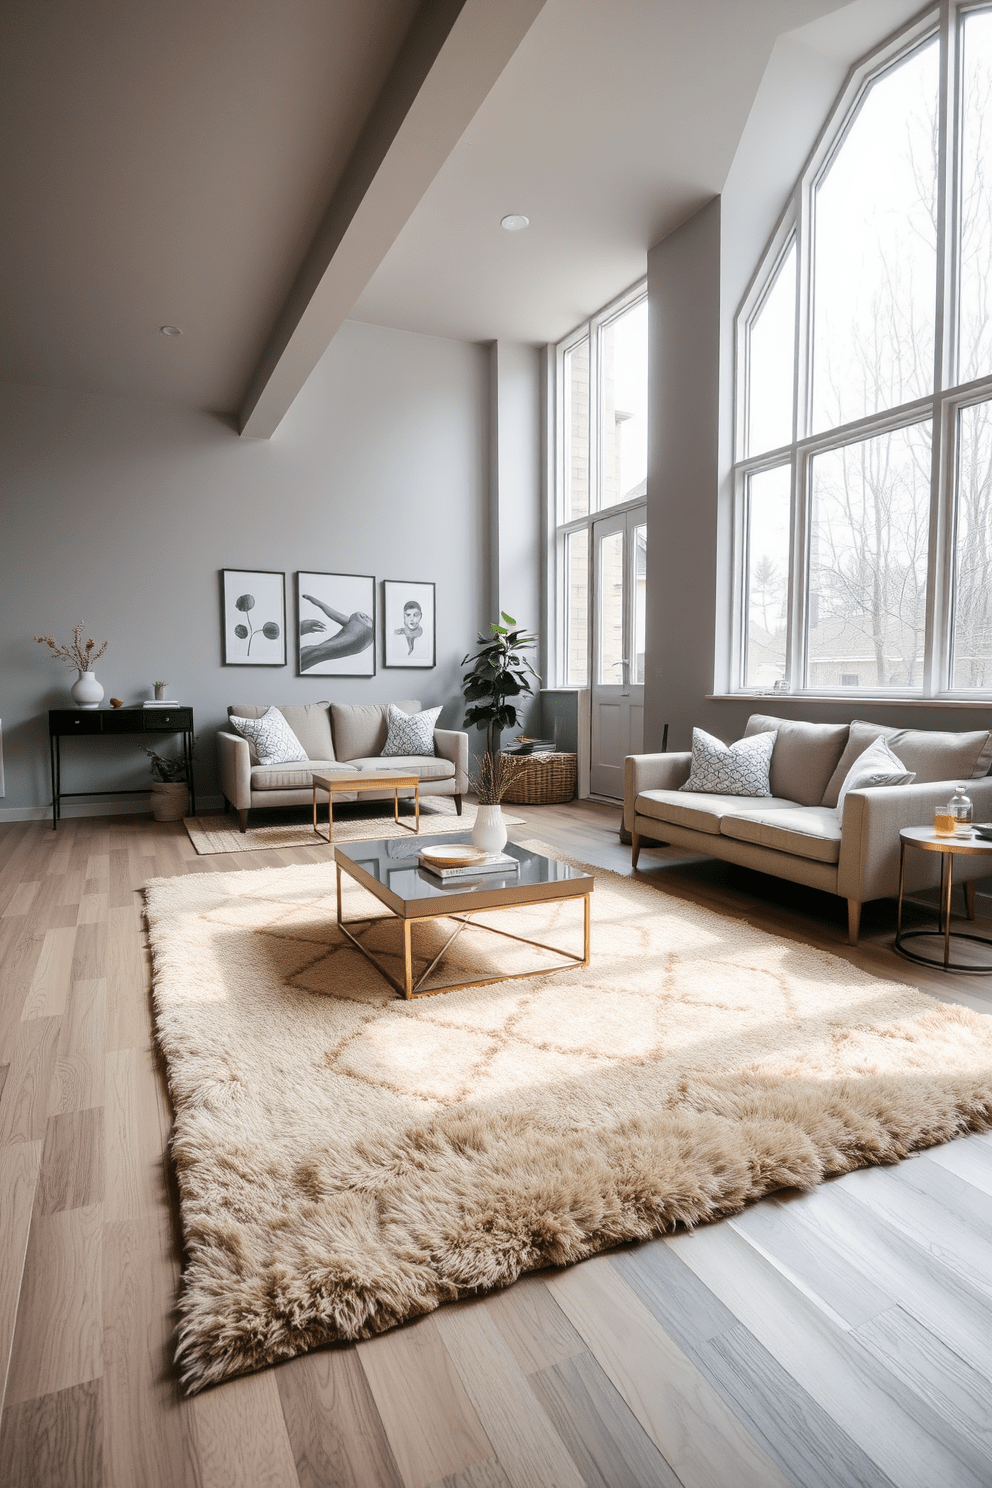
335 863 591 999
895 834 992 974
312 774 420 843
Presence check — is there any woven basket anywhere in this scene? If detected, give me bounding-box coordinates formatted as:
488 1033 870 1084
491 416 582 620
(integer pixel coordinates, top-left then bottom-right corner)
500 751 577 805
151 781 188 821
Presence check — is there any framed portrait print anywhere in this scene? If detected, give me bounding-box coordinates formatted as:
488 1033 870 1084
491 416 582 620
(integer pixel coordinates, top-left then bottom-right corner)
221 569 286 666
383 579 436 668
297 571 376 677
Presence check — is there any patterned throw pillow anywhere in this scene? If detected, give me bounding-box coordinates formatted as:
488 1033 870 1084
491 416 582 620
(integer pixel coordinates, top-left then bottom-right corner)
381 703 442 757
679 727 776 797
835 735 915 817
229 706 307 765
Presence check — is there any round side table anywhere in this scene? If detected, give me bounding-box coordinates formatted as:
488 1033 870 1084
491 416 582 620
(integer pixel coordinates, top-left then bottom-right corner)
895 825 992 973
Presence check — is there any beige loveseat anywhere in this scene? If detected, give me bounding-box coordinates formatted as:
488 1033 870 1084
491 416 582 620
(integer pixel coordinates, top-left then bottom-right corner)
625 714 992 944
218 700 469 831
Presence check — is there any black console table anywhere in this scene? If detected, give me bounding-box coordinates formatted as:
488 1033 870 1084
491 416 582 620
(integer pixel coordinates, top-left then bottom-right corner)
48 707 195 828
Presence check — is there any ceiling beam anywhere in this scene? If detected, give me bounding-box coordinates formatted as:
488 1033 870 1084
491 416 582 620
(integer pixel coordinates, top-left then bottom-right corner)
238 0 546 438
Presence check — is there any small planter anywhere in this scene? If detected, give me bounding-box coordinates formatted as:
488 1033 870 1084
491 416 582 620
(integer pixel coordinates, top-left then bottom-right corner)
151 781 188 821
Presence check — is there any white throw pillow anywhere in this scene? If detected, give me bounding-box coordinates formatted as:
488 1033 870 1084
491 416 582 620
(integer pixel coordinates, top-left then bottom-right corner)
835 735 915 817
229 707 307 765
679 727 776 797
381 703 441 757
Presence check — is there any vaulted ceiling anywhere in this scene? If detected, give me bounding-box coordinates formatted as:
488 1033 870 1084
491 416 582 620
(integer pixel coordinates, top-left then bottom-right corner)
1 0 917 435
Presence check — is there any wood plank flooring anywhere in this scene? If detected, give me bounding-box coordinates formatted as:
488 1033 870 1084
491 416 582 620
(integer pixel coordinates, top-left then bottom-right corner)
1 803 991 1488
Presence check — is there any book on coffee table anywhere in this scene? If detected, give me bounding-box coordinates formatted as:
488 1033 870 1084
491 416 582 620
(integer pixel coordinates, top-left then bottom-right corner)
418 849 519 880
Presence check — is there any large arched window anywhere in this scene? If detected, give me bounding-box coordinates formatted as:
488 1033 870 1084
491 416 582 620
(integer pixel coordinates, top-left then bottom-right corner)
735 3 992 697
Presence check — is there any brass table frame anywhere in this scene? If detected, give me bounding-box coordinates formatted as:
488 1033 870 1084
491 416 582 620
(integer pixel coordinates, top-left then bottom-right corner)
895 826 992 973
334 851 592 1000
312 771 420 843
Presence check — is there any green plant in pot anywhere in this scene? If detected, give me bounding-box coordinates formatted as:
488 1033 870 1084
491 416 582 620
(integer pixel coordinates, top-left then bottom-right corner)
144 743 195 822
461 613 538 850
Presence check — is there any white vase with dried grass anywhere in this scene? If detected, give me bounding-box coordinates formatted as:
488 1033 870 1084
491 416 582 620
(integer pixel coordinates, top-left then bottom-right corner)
470 753 519 853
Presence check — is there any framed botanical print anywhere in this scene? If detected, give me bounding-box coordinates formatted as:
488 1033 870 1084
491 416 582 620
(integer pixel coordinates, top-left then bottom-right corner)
383 580 436 668
297 571 376 677
221 569 286 665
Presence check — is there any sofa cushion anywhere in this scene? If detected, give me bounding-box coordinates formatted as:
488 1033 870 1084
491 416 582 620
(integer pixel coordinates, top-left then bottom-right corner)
331 700 420 761
719 805 843 864
381 702 442 757
229 706 307 765
680 727 775 796
821 720 992 806
251 761 358 791
346 755 455 781
835 736 915 817
229 702 334 763
744 714 849 806
636 789 798 835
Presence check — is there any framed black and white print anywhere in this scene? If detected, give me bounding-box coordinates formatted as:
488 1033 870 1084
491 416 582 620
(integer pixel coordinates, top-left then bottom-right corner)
221 569 287 666
383 579 436 668
297 571 376 677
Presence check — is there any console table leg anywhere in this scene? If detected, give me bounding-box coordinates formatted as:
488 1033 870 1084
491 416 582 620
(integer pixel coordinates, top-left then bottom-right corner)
50 733 58 829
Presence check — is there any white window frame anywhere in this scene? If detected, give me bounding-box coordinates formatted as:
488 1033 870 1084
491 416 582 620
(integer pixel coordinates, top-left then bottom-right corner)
551 279 648 688
730 0 992 701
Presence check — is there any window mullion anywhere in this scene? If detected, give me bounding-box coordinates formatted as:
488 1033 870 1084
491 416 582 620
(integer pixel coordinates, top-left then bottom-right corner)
787 448 807 690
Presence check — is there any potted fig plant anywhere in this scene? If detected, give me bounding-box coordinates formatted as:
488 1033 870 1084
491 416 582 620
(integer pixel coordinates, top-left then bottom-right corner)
461 613 538 849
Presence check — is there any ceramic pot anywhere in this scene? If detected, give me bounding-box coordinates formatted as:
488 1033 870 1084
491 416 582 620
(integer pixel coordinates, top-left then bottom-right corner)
471 803 507 853
70 670 104 709
150 781 188 821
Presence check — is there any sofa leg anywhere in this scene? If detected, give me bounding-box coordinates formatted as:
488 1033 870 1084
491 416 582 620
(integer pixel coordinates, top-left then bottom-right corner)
847 899 861 946
632 831 641 871
965 879 976 921
239 810 248 834
454 794 463 817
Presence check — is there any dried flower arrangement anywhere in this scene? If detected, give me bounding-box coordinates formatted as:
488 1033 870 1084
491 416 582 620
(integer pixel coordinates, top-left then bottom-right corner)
470 750 521 805
35 622 108 672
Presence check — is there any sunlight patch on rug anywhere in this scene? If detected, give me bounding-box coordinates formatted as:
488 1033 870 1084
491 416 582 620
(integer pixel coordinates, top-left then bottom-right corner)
144 844 992 1392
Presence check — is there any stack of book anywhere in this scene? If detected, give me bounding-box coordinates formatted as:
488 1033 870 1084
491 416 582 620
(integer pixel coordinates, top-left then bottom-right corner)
418 847 519 880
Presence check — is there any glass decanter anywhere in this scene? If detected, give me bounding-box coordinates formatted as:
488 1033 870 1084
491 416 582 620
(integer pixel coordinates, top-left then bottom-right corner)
950 784 973 836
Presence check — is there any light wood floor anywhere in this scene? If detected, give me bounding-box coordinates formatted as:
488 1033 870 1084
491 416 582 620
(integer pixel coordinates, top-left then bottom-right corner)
1 800 991 1488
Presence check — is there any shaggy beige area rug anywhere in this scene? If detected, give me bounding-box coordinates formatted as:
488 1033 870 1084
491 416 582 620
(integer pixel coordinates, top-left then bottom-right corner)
145 844 992 1393
183 799 523 854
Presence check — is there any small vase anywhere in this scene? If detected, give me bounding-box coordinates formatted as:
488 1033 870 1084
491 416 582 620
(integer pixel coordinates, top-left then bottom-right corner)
472 803 507 853
70 670 104 710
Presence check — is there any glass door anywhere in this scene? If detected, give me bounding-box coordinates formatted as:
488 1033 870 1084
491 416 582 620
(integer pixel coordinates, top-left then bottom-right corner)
590 506 646 797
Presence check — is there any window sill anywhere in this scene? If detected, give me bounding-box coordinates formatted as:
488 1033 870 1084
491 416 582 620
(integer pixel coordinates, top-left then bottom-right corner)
708 694 992 709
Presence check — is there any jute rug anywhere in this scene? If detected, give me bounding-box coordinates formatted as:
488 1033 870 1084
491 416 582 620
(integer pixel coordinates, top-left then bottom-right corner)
183 798 522 855
145 844 992 1393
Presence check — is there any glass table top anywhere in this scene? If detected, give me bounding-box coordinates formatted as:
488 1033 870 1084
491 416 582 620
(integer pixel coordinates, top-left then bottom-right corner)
334 833 593 906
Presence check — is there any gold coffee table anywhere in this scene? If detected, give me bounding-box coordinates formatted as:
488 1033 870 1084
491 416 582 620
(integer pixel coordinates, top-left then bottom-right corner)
312 770 420 843
895 825 992 972
334 834 593 999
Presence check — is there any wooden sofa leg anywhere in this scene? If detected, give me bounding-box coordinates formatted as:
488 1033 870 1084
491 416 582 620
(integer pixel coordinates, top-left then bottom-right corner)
454 794 463 817
632 831 641 871
239 810 248 833
847 899 861 946
965 879 976 921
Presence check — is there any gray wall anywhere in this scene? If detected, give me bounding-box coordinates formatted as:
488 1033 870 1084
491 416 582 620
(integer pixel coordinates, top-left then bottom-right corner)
0 319 491 814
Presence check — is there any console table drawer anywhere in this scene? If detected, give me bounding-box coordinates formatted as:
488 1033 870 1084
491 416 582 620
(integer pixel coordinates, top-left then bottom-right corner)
142 708 193 730
55 712 103 734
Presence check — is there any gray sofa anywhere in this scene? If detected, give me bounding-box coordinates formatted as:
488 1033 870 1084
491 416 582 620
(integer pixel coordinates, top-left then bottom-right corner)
625 714 992 944
218 699 469 831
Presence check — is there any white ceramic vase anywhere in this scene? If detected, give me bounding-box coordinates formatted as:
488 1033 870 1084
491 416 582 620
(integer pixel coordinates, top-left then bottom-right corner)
70 670 104 709
471 803 507 853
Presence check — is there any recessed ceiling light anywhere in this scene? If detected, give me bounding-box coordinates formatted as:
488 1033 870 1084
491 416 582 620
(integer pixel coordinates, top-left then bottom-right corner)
500 214 529 231
160 325 182 337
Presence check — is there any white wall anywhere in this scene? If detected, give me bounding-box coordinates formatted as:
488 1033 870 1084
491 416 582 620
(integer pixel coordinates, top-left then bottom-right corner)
0 320 489 813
